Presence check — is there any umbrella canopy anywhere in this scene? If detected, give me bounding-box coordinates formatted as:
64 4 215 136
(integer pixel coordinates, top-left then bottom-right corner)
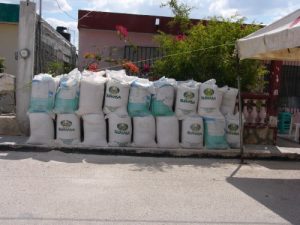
237 9 300 61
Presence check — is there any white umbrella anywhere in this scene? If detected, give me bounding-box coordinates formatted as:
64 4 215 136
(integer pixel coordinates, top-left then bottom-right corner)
237 9 300 61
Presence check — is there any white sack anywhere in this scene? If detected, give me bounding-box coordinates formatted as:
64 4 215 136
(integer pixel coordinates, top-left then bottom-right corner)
28 74 56 113
175 80 199 120
128 78 152 117
54 69 81 113
103 70 136 114
108 113 132 147
27 113 54 145
56 114 80 145
220 87 238 116
82 113 107 147
225 113 243 148
203 111 228 149
181 115 203 149
76 70 106 115
198 79 223 112
133 116 157 148
156 116 180 148
151 77 176 116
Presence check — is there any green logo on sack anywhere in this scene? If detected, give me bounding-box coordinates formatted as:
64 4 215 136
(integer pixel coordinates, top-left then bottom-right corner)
204 88 214 96
191 123 201 131
228 123 239 131
61 120 72 127
117 123 128 131
184 91 195 100
109 86 120 95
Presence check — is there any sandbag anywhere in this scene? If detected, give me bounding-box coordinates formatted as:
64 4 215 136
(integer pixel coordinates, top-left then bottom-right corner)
103 70 136 114
54 69 81 113
203 112 228 149
27 113 54 145
156 116 180 148
56 114 80 145
175 80 199 120
198 79 223 112
28 74 56 113
225 113 242 148
82 113 107 147
76 70 106 115
133 116 156 148
108 113 132 147
181 115 203 149
128 78 152 117
151 77 176 116
220 87 238 116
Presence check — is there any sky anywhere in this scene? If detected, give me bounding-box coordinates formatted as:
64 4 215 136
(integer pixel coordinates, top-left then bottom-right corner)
2 0 300 48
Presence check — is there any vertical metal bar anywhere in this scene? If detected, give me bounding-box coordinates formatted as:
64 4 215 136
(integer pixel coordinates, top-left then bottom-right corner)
236 55 244 164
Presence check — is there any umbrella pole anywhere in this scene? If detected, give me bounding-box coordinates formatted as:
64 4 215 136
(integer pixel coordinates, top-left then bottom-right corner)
236 56 245 164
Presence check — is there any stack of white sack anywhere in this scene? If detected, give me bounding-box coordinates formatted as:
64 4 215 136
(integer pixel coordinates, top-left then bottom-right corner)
27 74 57 145
175 80 200 120
27 113 55 145
128 78 152 117
220 86 238 116
181 115 204 149
202 110 228 149
132 116 156 148
82 113 107 147
197 79 224 116
76 70 108 147
56 113 81 145
76 70 106 115
151 77 176 116
53 69 81 146
53 68 81 113
156 116 180 148
225 112 243 148
108 112 132 147
103 69 137 115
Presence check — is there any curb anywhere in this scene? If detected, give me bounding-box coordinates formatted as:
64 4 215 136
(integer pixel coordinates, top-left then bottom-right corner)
1 143 299 161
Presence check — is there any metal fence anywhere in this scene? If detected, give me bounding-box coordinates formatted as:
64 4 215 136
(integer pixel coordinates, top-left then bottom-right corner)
123 45 164 68
279 62 300 109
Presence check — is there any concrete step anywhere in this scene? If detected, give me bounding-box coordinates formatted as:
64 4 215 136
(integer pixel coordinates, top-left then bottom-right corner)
0 115 22 136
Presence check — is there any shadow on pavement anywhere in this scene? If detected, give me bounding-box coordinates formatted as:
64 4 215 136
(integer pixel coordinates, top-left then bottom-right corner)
227 177 300 225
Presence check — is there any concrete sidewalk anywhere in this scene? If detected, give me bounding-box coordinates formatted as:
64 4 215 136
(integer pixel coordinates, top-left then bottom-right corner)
0 135 299 160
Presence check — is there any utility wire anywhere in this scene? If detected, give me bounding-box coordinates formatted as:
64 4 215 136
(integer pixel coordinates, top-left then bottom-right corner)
54 0 96 22
100 43 235 71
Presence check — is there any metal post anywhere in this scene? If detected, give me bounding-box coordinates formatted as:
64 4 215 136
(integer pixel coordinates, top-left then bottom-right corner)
237 74 244 164
235 52 245 164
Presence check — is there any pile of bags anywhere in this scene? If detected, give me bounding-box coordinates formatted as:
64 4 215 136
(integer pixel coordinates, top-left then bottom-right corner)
27 68 242 149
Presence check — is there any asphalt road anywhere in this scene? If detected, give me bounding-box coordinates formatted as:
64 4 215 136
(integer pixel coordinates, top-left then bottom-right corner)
0 151 299 225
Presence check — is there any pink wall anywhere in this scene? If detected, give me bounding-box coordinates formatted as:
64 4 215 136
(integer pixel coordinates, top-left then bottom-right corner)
78 28 158 69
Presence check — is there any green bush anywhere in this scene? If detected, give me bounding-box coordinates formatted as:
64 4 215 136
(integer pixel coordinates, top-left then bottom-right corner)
153 1 268 91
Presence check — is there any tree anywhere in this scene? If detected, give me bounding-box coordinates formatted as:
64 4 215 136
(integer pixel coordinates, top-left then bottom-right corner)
154 0 268 91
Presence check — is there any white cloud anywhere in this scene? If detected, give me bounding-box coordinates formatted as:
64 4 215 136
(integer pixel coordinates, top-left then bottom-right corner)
208 0 238 18
42 0 72 13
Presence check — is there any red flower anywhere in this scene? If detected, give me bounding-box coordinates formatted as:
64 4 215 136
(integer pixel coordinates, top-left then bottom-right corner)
123 61 139 74
175 34 186 41
142 63 150 73
116 25 128 39
87 63 98 72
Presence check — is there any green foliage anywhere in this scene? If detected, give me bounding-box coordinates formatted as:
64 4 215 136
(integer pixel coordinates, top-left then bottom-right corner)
47 61 74 76
161 0 192 33
0 57 5 73
154 1 268 91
